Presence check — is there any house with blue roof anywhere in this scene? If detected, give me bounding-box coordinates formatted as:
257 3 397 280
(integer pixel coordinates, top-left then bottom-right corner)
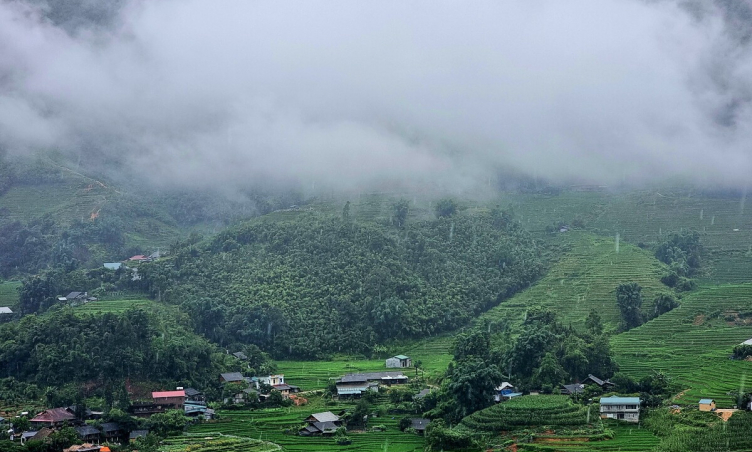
699 399 716 411
599 396 641 422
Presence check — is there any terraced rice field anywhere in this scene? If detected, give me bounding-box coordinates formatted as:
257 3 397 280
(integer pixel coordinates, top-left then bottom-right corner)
0 181 108 224
160 433 281 452
478 232 667 331
0 281 20 308
497 189 752 284
461 396 590 432
518 422 660 452
188 407 425 452
613 284 752 407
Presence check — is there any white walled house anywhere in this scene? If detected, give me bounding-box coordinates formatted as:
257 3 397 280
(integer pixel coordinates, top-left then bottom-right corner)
599 396 641 422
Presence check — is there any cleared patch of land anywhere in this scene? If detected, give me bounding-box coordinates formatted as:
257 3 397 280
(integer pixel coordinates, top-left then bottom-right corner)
0 281 20 308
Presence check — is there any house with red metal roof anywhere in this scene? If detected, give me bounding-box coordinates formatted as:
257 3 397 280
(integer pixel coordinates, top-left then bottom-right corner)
31 408 77 427
152 390 185 410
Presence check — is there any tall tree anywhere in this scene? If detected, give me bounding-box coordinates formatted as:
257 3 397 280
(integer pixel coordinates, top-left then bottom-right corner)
616 282 645 330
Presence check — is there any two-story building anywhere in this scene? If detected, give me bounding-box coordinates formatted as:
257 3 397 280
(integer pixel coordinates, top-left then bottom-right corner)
599 396 641 422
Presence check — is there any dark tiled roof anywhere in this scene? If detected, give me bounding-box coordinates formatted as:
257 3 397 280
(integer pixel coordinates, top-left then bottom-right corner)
75 426 100 437
562 384 585 394
232 352 248 360
220 372 244 382
411 418 430 431
100 422 122 433
184 388 202 397
415 389 431 399
129 430 149 440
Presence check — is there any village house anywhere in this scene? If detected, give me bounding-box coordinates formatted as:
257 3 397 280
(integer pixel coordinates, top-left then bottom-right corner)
599 396 641 422
30 408 77 428
232 351 248 361
129 430 148 442
385 355 412 368
103 263 123 270
257 374 285 387
561 383 585 395
219 372 245 384
583 374 616 391
184 388 205 403
299 412 342 436
63 444 101 452
152 390 185 410
99 423 125 443
410 418 430 435
75 425 100 443
0 307 12 315
128 255 149 262
494 382 522 402
335 371 408 397
699 399 716 412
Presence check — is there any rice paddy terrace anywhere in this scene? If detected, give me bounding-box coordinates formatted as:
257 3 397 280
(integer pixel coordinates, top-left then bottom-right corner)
498 189 752 284
461 395 591 432
188 406 426 452
612 283 752 407
478 231 667 331
160 433 281 452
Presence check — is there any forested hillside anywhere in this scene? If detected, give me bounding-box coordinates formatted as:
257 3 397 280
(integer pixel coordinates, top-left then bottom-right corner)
139 209 544 357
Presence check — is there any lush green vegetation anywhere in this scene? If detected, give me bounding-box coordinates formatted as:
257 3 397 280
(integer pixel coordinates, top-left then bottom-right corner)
159 433 281 452
188 405 426 452
613 283 752 407
0 280 20 308
0 307 233 389
460 395 590 431
476 232 667 332
141 209 543 357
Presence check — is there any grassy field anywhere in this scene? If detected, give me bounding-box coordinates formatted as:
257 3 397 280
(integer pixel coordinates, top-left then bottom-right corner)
477 231 667 332
0 280 20 309
188 401 426 452
277 336 453 391
612 283 752 407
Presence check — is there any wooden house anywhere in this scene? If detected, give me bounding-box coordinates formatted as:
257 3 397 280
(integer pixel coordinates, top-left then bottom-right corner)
152 390 185 410
30 408 77 428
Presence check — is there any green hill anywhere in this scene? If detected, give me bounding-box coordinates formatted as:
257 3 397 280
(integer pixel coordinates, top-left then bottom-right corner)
141 210 544 357
497 189 752 284
478 231 668 331
612 283 752 407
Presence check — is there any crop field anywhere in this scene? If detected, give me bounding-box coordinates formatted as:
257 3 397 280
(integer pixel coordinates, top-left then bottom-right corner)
477 232 667 332
613 284 752 407
0 281 20 308
160 433 281 452
277 336 453 391
187 406 426 452
0 180 109 225
461 395 590 432
74 298 154 315
516 422 660 452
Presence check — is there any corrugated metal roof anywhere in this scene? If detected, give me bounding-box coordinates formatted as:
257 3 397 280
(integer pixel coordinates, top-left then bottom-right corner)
699 399 714 404
599 396 640 405
152 390 185 398
393 355 410 360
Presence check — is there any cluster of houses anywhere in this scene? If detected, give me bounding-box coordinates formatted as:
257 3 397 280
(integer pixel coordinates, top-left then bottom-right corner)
6 406 148 445
219 371 302 404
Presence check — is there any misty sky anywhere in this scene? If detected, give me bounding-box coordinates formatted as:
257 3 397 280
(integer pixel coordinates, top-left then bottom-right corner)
1 0 752 191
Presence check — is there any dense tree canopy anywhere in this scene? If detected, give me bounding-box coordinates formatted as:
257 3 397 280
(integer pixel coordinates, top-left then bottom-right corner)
139 211 543 357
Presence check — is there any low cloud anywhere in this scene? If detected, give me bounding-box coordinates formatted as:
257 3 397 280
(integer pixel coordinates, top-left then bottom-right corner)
1 0 752 192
